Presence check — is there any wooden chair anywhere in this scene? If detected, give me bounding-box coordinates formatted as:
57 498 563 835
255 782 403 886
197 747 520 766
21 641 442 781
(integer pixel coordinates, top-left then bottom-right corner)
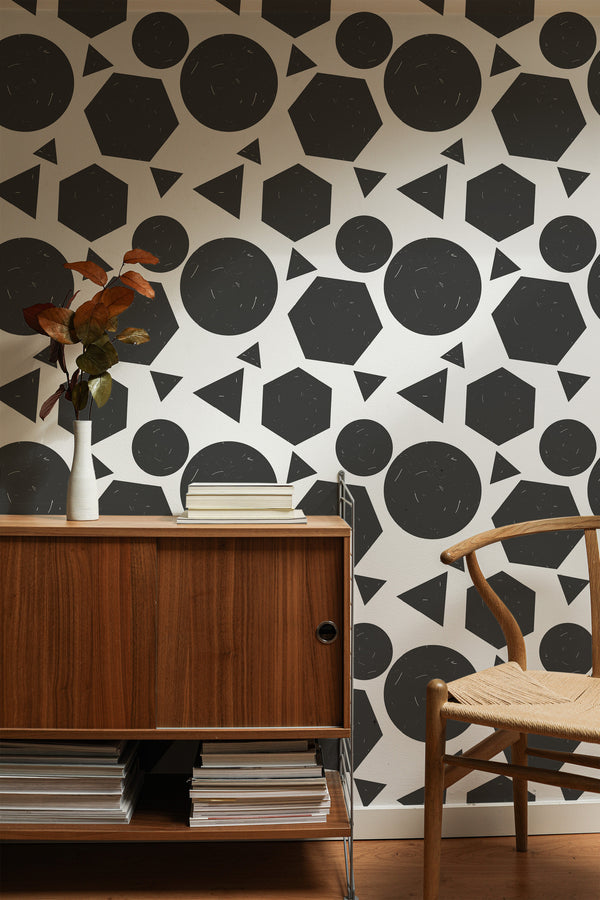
423 516 600 900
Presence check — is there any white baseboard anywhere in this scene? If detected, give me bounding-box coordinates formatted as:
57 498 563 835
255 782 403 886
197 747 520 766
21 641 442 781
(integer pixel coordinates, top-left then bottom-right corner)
354 800 600 840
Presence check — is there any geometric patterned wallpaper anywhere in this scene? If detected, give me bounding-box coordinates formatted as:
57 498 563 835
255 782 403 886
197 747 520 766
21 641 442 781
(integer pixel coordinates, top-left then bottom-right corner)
1 0 599 813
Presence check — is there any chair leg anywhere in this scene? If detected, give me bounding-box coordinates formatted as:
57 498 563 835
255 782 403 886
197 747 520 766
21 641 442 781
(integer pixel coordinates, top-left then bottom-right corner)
512 732 528 852
423 678 448 900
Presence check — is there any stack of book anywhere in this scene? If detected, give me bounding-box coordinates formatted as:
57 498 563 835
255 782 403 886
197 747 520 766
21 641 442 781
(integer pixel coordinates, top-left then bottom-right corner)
177 483 307 524
188 740 330 827
0 740 143 824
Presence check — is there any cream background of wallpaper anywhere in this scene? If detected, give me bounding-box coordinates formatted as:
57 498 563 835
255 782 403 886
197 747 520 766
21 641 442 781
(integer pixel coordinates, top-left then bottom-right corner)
1 0 600 837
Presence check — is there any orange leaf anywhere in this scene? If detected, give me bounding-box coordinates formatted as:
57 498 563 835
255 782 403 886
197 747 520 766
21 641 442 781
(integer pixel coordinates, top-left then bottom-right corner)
37 307 76 344
120 270 155 298
116 326 150 344
123 248 159 266
23 302 55 334
73 298 109 345
100 284 134 318
64 260 108 287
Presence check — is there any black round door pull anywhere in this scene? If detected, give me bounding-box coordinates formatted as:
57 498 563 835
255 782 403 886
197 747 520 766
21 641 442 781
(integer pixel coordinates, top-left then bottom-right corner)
316 621 338 643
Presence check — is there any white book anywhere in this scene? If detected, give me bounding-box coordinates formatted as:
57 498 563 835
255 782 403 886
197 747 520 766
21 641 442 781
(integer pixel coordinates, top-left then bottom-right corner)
187 483 293 494
200 741 310 754
185 495 294 510
177 511 307 525
182 506 300 518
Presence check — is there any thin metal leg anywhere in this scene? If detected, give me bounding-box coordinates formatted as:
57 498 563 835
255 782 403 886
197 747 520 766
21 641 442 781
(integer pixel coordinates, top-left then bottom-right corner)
338 472 358 900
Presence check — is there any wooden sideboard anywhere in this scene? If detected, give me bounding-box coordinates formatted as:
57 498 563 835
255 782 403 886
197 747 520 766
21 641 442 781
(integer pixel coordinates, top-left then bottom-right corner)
0 515 352 845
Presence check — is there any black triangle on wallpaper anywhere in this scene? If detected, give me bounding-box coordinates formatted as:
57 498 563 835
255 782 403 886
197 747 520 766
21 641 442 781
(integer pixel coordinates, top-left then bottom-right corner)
287 451 316 482
490 247 520 280
0 164 40 218
151 371 182 401
286 248 316 280
490 451 520 484
238 139 261 164
558 574 589 605
33 139 57 164
558 167 590 198
354 167 385 197
86 248 112 277
83 44 112 77
490 45 520 76
150 167 182 197
92 455 112 478
287 44 317 76
34 345 57 368
418 0 444 13
354 371 386 400
355 779 385 807
195 369 244 422
215 0 240 13
237 343 261 368
354 574 386 605
398 572 447 626
0 369 40 423
398 165 447 219
441 343 464 368
398 369 447 422
12 0 36 12
558 370 589 401
194 165 244 219
441 139 464 164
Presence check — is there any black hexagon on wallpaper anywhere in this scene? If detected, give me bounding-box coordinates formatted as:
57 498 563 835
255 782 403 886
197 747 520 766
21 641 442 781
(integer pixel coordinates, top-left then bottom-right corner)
289 73 382 161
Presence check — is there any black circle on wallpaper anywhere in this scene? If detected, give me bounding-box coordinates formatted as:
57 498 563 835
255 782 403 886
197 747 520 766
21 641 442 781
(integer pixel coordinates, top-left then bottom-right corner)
589 50 600 115
132 216 189 272
539 419 596 476
180 238 278 335
588 254 600 317
354 623 393 680
179 442 276 508
132 12 190 68
335 12 393 69
540 13 597 69
539 623 592 673
0 34 74 132
132 419 189 476
384 34 481 131
384 645 475 742
539 216 597 272
336 419 393 476
0 442 69 514
0 238 74 336
384 442 482 538
384 238 481 335
586 456 600 513
180 34 278 131
336 216 393 272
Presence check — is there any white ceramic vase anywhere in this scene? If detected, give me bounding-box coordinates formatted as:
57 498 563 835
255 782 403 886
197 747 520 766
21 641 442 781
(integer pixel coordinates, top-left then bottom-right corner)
66 420 98 520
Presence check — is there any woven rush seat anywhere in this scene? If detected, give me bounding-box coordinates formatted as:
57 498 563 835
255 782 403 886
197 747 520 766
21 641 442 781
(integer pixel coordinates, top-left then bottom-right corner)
443 661 600 743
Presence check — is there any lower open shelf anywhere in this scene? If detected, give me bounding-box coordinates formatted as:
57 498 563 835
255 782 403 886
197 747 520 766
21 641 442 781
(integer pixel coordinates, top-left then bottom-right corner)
0 771 350 842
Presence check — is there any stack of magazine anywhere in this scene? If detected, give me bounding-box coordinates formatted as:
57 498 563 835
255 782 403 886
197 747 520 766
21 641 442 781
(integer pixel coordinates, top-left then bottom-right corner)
177 483 307 524
188 740 330 827
0 740 143 824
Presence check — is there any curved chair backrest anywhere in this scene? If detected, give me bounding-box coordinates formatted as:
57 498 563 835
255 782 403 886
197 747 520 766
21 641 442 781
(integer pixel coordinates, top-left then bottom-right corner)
441 515 600 676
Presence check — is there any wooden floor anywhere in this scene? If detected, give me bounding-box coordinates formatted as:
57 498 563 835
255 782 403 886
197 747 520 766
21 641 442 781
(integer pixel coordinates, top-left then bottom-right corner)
1 834 599 899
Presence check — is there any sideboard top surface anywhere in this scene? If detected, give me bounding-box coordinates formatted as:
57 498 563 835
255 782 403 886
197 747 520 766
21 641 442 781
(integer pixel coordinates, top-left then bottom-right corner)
0 515 350 539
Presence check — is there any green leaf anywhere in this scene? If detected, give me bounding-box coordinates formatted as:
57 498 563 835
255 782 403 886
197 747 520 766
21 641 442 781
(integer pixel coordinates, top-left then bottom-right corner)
71 379 89 411
76 343 111 377
94 333 119 367
116 327 150 345
88 372 112 408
